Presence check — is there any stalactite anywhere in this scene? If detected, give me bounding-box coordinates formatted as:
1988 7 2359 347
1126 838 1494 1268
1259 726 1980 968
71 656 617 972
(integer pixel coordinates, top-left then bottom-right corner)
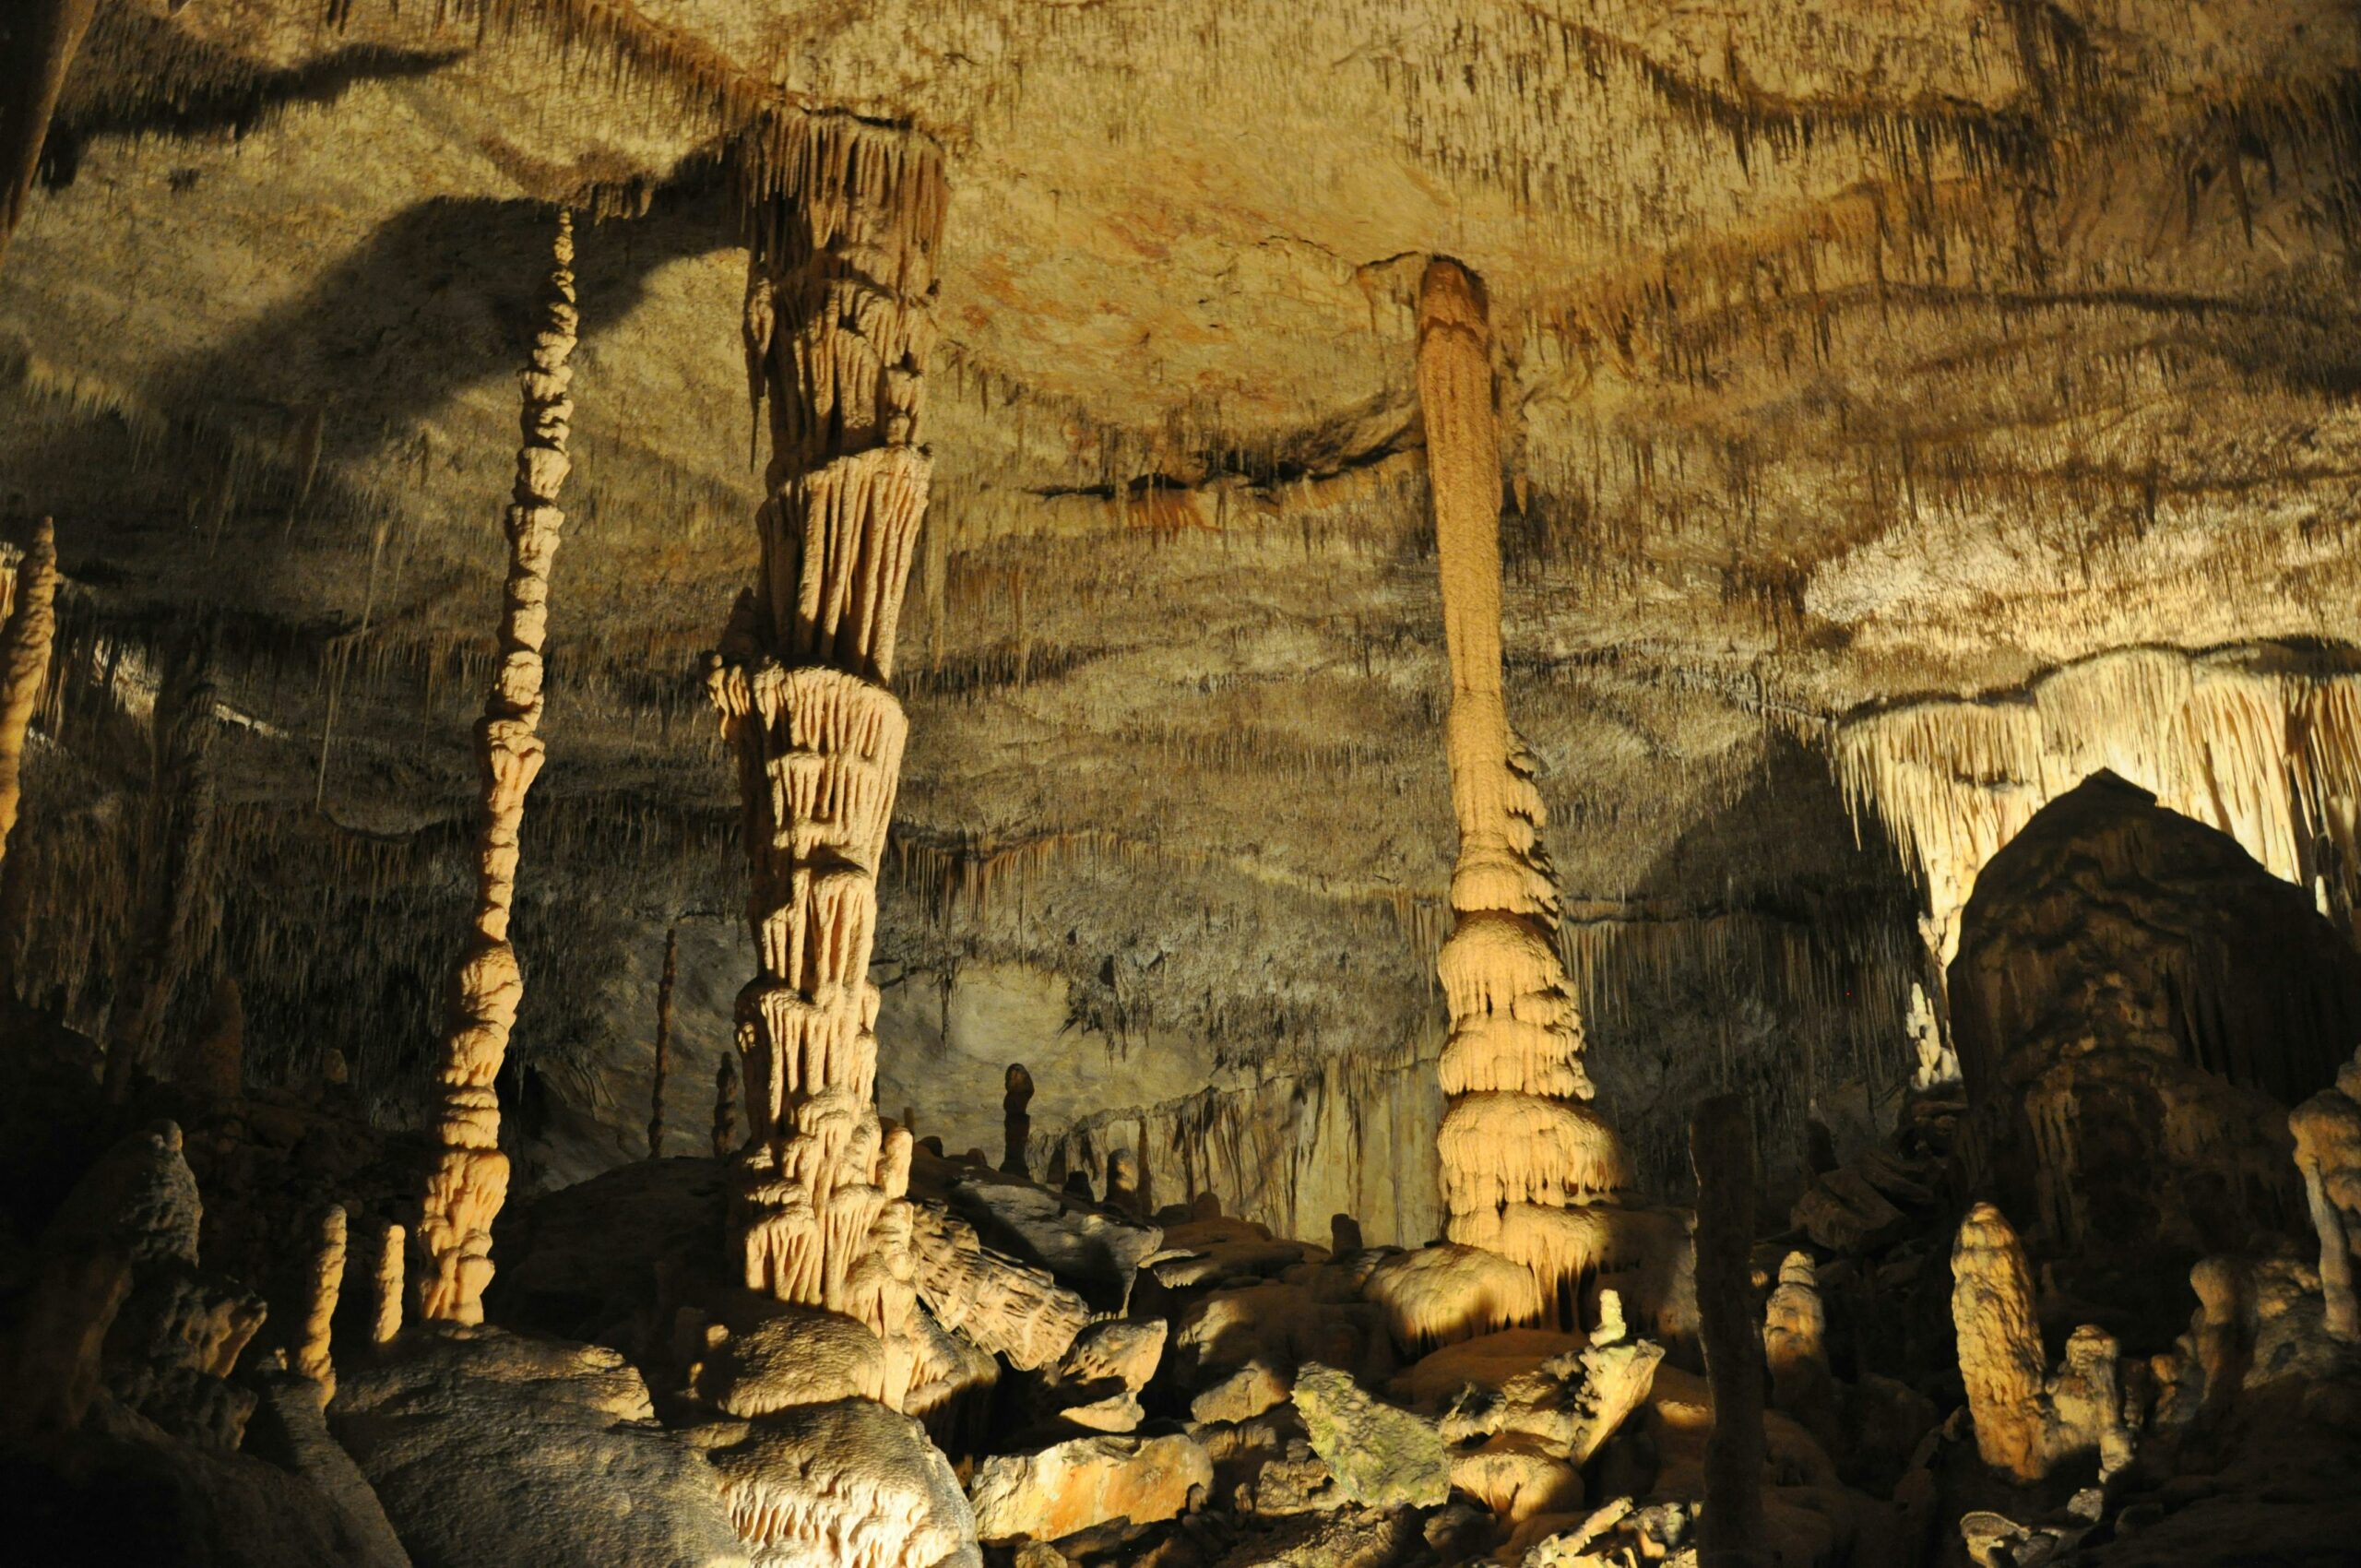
1691 1094 1768 1567
0 517 58 884
414 209 578 1326
1418 255 1632 1317
0 0 97 279
1834 647 2361 978
648 924 677 1158
706 113 946 1414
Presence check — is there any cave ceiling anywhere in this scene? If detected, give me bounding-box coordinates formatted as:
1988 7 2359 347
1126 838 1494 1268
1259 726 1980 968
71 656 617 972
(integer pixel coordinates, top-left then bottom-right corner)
6 1 2361 1185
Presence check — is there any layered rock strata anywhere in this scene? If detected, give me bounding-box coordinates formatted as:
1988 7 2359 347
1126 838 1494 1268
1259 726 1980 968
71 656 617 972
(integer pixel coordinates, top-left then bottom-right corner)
1418 256 1631 1316
413 210 578 1324
705 115 947 1410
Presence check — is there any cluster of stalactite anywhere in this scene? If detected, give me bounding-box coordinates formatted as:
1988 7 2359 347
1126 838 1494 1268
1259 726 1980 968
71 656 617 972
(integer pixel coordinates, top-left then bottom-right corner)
1418 256 1634 1315
706 113 946 1412
1834 647 2361 972
413 210 578 1326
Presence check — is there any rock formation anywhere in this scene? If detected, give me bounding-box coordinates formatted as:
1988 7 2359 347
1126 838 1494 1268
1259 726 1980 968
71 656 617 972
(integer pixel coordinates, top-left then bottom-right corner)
908 1201 1090 1371
0 517 56 882
2291 1048 2361 1340
1418 255 1631 1323
1002 1062 1033 1179
413 208 579 1325
102 631 219 1102
1949 772 2360 1254
648 925 677 1158
291 1204 344 1399
705 114 947 1414
1950 1203 2130 1484
1690 1094 1768 1566
0 1 96 278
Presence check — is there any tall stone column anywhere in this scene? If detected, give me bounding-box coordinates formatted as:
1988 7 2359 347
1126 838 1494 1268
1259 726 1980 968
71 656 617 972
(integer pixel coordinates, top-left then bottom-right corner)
0 517 58 879
1419 257 1632 1316
413 211 578 1324
705 116 946 1410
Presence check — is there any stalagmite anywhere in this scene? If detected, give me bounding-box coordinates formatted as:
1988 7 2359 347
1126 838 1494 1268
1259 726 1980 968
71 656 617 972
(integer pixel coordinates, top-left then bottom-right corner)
648 925 677 1158
413 210 578 1326
713 1056 740 1158
1691 1095 1768 1568
706 114 947 1412
0 517 56 882
370 1222 404 1347
1002 1063 1033 1179
1418 255 1631 1317
1762 1252 1837 1453
1950 1203 2130 1482
294 1205 346 1399
2291 1049 2361 1340
104 633 219 1103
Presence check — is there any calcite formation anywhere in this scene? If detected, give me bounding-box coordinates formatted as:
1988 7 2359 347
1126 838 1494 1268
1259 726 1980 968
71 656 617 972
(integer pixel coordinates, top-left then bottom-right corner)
1949 772 2358 1253
414 209 579 1325
1418 255 1631 1319
1690 1094 1767 1565
647 924 677 1158
2291 1049 2361 1340
706 114 947 1412
908 1201 1089 1372
291 1204 345 1399
1950 1203 2130 1484
1838 649 2361 971
0 517 55 878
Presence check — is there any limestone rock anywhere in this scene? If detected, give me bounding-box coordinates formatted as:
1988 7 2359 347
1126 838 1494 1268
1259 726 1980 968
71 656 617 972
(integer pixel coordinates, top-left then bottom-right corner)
333 1326 749 1568
1362 1243 1545 1352
1397 1327 1586 1409
1290 1361 1449 1508
1191 1359 1291 1425
967 1431 1211 1543
694 1304 884 1417
709 1396 979 1568
1950 1204 2131 1484
1173 1284 1392 1392
943 1167 1163 1311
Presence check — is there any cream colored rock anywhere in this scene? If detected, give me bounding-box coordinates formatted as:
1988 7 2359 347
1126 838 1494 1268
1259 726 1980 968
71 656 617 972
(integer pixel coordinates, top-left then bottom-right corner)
1418 256 1633 1322
711 1396 978 1568
1396 1326 1586 1409
2291 1050 2361 1339
291 1204 345 1399
1950 1203 2131 1483
909 1202 1090 1371
1363 1241 1545 1352
1190 1358 1290 1424
0 516 57 880
967 1431 1210 1542
415 211 578 1326
710 119 950 1409
694 1305 885 1417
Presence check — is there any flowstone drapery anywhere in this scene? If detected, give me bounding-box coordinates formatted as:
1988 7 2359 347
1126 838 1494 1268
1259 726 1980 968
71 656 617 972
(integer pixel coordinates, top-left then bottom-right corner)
413 211 578 1325
706 116 947 1410
1418 256 1632 1318
0 517 57 879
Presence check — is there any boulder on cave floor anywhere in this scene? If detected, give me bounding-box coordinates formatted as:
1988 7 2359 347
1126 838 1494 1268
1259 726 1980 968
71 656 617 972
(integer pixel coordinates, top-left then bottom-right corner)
331 1324 748 1568
1290 1362 1450 1509
967 1431 1212 1544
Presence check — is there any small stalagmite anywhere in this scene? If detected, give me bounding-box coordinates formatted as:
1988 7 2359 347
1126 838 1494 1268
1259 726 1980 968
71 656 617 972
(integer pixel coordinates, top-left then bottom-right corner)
713 1055 740 1158
293 1204 346 1399
1002 1063 1033 1179
648 925 678 1158
1418 256 1631 1317
2291 1050 2361 1340
413 210 579 1325
0 517 57 879
706 113 949 1412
